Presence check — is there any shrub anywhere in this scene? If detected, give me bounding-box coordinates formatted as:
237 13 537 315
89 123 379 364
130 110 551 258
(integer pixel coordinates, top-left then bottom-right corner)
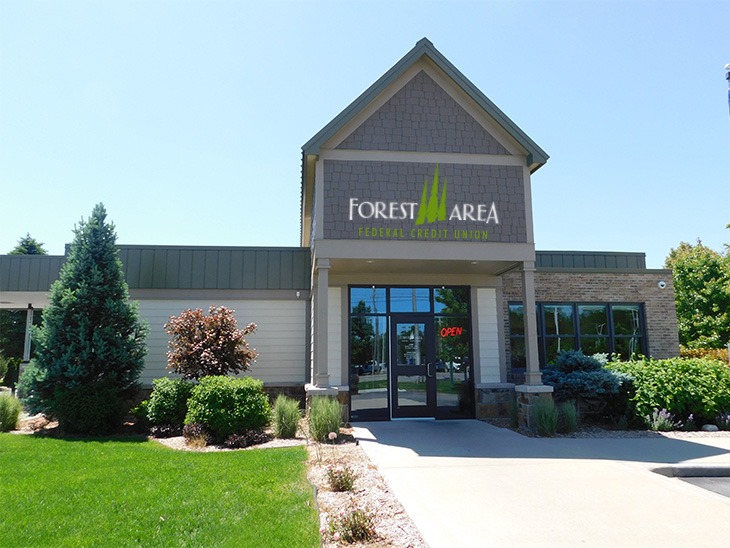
165 306 257 380
16 360 46 414
308 396 341 442
542 351 629 421
0 393 22 432
52 382 127 435
328 503 376 543
185 376 270 443
608 357 730 424
645 408 683 432
680 346 729 363
716 411 730 431
557 400 579 434
326 465 357 492
2 358 19 388
182 422 211 448
272 395 301 439
223 430 270 449
145 377 195 430
534 397 558 437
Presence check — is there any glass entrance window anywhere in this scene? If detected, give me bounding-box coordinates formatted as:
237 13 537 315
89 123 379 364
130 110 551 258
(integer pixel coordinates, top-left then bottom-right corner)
349 286 473 421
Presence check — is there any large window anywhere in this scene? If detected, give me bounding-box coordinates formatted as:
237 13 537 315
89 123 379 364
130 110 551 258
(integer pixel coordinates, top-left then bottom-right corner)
508 302 645 376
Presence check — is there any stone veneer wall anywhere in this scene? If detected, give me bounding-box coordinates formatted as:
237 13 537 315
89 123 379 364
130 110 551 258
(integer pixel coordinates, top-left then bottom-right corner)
501 270 680 372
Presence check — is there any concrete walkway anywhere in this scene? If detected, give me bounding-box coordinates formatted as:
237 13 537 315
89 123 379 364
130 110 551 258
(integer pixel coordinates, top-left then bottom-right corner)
353 420 730 548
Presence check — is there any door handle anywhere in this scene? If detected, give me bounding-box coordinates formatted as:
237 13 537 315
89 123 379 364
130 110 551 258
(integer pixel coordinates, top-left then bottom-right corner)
427 362 433 378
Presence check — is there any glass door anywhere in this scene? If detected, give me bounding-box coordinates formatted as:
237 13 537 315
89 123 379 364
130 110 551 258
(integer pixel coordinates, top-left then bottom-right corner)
390 315 436 418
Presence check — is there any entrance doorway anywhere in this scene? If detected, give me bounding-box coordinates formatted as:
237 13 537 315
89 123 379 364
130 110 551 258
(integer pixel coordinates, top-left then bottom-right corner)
348 286 474 421
391 315 436 418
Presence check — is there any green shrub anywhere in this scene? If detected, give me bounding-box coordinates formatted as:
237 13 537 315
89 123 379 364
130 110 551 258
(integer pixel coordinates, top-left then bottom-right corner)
16 360 47 414
542 350 630 422
308 396 341 442
327 503 376 543
0 393 22 432
53 382 128 435
534 397 558 437
146 377 195 429
326 464 357 492
557 400 579 434
609 357 730 424
185 376 270 443
272 395 301 439
2 358 19 388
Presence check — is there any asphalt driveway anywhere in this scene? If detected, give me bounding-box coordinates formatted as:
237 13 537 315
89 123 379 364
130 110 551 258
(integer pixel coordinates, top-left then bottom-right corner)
353 420 730 548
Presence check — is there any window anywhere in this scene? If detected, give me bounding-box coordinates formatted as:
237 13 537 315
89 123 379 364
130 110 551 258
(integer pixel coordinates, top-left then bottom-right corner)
507 302 646 374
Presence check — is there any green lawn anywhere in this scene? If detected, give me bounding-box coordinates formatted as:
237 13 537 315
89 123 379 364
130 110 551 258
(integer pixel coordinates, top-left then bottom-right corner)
0 435 319 547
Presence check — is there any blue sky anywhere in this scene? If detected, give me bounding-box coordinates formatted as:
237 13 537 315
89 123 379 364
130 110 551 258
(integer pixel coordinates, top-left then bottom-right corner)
1 0 728 268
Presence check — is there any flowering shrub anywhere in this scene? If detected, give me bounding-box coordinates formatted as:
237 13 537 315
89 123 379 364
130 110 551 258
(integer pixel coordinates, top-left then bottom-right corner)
165 306 257 379
645 409 684 432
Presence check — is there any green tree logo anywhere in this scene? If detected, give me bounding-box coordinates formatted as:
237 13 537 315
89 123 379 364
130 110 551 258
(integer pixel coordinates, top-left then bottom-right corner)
415 165 447 226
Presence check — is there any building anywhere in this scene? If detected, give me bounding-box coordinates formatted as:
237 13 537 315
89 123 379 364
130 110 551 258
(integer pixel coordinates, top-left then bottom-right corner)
0 39 679 423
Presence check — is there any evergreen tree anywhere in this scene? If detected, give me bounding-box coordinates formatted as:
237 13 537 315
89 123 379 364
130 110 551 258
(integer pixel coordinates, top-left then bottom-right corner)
8 233 47 255
20 204 147 434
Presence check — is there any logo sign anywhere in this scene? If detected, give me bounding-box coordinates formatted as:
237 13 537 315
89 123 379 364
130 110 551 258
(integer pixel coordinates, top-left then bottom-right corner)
347 165 500 242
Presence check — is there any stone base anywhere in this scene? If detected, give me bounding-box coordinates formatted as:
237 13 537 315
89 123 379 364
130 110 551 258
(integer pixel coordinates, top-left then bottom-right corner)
515 384 554 431
475 383 516 419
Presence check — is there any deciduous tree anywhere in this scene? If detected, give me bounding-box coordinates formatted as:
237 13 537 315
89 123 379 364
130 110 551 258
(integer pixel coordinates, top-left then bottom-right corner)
665 239 730 349
165 306 257 379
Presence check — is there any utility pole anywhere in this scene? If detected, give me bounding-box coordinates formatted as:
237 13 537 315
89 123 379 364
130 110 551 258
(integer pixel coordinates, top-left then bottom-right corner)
726 64 730 116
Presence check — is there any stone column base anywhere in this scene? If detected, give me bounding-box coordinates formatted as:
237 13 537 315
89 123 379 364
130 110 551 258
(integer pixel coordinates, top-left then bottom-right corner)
475 383 516 419
515 384 554 431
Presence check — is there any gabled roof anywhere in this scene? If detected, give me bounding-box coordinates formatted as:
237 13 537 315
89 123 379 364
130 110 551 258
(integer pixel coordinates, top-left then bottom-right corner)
300 38 549 245
302 37 549 169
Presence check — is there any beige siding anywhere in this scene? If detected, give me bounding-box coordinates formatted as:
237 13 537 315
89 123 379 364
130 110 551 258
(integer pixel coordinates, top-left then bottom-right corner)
477 288 500 383
136 299 307 386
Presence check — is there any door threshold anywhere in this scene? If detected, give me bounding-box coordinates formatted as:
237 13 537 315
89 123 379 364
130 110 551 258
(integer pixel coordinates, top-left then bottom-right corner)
390 417 436 421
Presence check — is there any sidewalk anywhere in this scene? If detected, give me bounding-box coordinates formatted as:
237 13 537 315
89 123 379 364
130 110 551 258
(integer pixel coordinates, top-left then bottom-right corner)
353 420 730 548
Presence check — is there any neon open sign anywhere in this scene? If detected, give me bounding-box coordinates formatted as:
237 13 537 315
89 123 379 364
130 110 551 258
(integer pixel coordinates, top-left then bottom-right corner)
440 326 464 338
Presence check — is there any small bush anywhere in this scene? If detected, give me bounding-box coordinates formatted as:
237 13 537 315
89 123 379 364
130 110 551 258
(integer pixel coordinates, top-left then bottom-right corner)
680 346 729 363
308 397 341 442
0 393 22 432
52 382 128 435
182 422 211 448
716 411 730 431
272 395 301 439
557 400 579 434
185 376 270 443
534 397 558 437
2 358 19 388
16 360 47 414
645 408 683 432
326 465 357 492
609 357 730 424
223 430 270 448
146 377 195 430
328 503 376 543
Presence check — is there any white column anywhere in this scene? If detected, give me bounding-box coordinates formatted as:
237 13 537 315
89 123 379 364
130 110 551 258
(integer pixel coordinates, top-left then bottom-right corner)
23 304 34 362
314 258 330 386
521 262 542 385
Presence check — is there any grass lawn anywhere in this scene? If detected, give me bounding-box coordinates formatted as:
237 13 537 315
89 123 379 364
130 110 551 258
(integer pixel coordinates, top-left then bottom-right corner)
0 434 319 547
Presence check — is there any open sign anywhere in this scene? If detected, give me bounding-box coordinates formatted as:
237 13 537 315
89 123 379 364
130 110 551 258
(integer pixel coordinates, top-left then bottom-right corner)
440 326 464 338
